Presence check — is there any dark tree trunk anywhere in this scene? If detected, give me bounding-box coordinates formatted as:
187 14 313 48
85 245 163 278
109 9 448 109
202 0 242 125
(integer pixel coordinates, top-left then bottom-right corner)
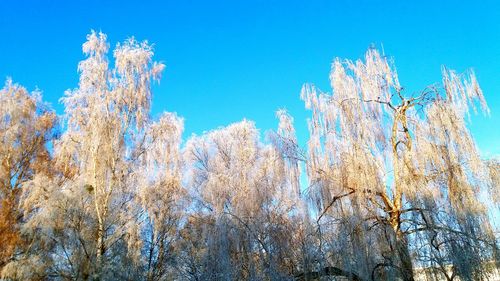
295 266 365 281
396 232 415 281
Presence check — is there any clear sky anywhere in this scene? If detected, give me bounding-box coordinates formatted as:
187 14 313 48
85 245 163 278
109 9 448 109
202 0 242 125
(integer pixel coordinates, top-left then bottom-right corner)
1 0 499 157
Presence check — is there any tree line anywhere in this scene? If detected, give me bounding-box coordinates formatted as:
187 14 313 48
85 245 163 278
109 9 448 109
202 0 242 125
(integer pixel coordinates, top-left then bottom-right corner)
0 31 498 281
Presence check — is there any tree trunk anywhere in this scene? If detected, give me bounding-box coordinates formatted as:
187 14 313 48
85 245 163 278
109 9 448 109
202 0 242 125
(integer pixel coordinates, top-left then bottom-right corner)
395 231 414 281
295 266 365 281
95 221 104 280
389 208 414 281
390 107 415 281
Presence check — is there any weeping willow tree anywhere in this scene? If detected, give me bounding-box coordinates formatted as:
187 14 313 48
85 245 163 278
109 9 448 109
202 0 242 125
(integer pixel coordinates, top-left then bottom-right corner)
181 120 302 280
297 48 498 280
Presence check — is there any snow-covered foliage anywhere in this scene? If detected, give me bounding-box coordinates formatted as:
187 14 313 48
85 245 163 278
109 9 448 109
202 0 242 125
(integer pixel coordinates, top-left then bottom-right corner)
301 48 497 281
0 80 55 273
0 33 498 281
181 120 301 280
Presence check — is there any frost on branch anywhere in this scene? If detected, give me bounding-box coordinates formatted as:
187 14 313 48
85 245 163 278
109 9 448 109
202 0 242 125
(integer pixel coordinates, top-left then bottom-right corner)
1 34 498 281
182 120 301 279
4 30 171 280
0 79 55 276
301 48 497 281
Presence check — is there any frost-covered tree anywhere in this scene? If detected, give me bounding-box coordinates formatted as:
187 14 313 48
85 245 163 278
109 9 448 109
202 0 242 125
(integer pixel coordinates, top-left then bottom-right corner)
0 80 56 272
299 48 498 281
1 31 175 280
1 31 498 281
136 112 186 281
181 120 302 280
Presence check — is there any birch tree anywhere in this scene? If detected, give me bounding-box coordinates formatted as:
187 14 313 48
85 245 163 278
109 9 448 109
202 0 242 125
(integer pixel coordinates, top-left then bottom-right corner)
2 31 167 280
136 112 186 280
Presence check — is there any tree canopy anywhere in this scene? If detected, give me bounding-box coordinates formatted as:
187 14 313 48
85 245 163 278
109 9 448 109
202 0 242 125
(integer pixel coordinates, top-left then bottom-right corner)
0 31 498 281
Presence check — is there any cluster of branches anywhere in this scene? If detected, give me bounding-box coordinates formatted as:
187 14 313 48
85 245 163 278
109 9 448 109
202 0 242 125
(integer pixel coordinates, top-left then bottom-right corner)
0 32 498 281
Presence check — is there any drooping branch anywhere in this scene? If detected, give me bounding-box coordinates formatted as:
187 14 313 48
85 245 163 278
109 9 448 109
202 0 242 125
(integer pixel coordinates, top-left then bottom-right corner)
316 190 355 223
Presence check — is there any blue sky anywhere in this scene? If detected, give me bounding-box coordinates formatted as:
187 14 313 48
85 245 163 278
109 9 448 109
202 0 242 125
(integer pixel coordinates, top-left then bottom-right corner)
1 0 499 157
